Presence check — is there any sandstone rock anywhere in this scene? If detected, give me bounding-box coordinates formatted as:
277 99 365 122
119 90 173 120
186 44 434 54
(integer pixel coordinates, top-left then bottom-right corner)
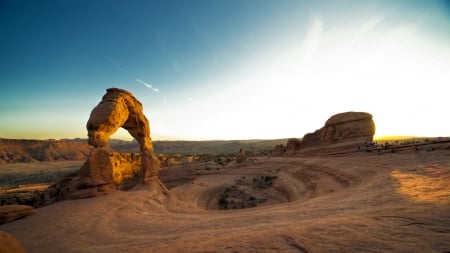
285 138 301 155
281 112 375 156
0 231 27 253
86 88 153 152
0 205 35 225
272 144 286 156
63 88 162 199
86 88 159 179
301 129 322 148
235 149 247 163
321 112 375 144
300 112 375 149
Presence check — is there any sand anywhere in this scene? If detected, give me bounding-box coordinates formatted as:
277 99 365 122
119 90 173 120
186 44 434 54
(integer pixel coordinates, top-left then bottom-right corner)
1 150 449 252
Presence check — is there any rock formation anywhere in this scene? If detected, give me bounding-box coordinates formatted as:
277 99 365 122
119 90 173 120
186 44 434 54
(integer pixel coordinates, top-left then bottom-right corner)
301 129 322 148
235 148 247 163
0 138 90 164
0 231 27 253
276 112 375 156
321 112 375 144
284 138 301 156
0 205 35 225
301 112 375 148
272 144 286 156
47 88 166 200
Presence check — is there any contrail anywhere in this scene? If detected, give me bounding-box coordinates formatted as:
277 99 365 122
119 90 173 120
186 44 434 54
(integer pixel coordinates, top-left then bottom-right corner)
100 54 160 93
136 79 159 93
101 54 130 75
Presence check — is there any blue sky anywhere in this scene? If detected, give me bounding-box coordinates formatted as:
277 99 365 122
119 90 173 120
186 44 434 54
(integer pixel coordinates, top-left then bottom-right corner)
1 0 449 140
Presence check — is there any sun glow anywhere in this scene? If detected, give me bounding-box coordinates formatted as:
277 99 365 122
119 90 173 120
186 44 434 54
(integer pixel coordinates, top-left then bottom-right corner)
149 16 449 140
391 165 450 205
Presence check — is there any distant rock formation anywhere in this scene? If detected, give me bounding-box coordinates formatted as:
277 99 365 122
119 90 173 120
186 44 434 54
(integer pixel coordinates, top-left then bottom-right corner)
302 111 375 148
276 112 375 155
235 148 247 163
46 88 166 200
0 139 90 164
321 112 375 145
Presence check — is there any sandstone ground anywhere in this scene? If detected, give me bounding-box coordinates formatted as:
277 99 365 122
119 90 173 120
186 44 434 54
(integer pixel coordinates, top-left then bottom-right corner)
1 151 449 252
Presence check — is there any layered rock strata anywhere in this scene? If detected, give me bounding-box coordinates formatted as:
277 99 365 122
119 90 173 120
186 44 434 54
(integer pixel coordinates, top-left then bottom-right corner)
279 111 375 155
302 111 375 148
45 88 166 200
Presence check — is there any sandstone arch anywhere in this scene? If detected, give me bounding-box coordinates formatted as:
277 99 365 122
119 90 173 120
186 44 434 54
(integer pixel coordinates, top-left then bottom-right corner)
39 88 168 203
86 88 152 153
85 88 160 181
63 88 165 199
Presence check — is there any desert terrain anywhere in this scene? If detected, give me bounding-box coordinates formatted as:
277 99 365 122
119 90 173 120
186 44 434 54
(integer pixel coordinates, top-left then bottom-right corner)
1 146 449 252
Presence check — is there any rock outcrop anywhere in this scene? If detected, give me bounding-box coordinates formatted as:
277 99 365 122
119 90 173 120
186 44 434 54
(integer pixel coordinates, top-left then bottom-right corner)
301 112 375 148
321 112 375 145
50 88 166 199
0 205 35 225
235 148 247 163
272 144 286 156
276 112 375 156
284 138 301 156
301 129 322 148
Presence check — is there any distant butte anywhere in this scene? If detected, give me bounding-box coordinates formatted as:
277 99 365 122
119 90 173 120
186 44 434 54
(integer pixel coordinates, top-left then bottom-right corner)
283 111 376 156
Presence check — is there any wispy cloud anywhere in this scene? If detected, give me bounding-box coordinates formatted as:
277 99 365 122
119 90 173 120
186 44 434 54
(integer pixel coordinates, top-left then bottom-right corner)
136 79 159 93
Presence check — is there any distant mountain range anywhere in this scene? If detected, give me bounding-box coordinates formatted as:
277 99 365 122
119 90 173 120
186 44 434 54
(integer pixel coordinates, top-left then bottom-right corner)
0 138 288 163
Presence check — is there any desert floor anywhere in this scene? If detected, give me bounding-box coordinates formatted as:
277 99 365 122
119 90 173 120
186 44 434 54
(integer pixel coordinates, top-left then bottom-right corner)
1 151 450 252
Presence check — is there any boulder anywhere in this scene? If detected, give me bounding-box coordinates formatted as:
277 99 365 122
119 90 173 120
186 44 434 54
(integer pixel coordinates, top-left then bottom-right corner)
0 231 27 253
235 148 247 163
0 205 35 225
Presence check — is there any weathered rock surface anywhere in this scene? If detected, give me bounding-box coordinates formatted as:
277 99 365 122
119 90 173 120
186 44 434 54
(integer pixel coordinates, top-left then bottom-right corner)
276 112 375 156
0 205 35 225
0 231 27 253
47 88 164 200
301 112 375 148
87 88 153 152
321 112 375 144
235 149 247 163
301 129 322 148
284 138 301 156
272 144 286 156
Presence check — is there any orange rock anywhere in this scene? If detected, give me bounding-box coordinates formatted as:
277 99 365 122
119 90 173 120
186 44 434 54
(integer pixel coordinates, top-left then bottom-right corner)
321 111 375 144
65 88 162 199
0 205 35 225
0 231 27 253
